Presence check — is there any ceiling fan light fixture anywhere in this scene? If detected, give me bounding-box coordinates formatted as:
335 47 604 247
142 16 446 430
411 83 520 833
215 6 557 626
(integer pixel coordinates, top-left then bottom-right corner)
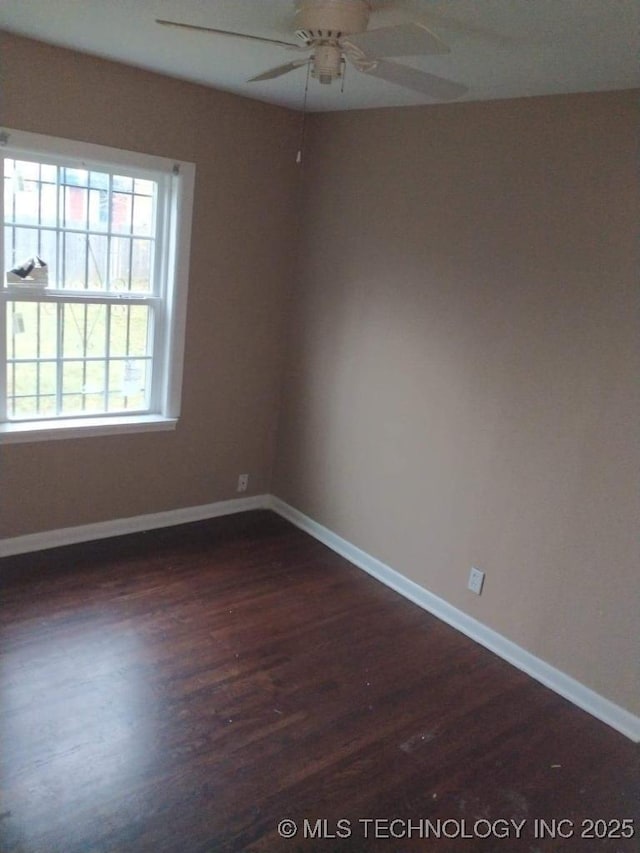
312 43 343 83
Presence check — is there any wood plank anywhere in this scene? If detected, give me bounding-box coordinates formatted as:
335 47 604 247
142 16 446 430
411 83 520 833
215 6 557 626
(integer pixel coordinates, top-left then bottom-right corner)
0 511 637 852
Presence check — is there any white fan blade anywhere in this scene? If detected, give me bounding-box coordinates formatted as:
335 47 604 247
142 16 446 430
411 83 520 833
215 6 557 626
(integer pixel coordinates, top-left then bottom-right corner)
363 60 467 100
156 19 299 49
249 59 309 82
344 23 449 58
415 9 512 46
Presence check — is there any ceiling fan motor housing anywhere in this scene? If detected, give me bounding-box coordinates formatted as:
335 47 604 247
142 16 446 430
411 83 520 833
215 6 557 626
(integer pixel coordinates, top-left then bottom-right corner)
295 0 370 44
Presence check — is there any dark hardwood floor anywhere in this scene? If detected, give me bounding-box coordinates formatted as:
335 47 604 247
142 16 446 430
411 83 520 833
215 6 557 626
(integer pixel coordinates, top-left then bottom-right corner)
0 510 637 852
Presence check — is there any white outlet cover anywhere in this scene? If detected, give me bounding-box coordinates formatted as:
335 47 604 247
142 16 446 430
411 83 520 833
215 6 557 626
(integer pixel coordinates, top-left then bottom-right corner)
468 567 485 595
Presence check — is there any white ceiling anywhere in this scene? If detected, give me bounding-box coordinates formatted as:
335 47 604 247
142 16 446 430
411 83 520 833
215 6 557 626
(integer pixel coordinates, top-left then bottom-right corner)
1 0 638 112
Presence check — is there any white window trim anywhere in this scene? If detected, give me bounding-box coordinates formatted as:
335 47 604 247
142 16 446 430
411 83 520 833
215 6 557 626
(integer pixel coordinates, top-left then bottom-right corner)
0 128 195 444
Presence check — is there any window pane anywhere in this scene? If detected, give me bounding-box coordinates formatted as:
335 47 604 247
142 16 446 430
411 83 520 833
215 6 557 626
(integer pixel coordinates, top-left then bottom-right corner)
8 304 31 358
4 172 14 222
62 232 87 289
4 166 16 222
89 170 109 190
64 185 88 228
112 175 133 192
15 160 39 181
62 303 107 358
82 361 106 410
7 361 38 417
62 360 106 414
81 393 106 413
109 236 131 290
60 392 83 415
3 226 12 273
37 395 57 417
6 362 14 414
9 360 58 420
40 362 57 395
109 305 150 357
40 303 58 358
8 226 41 268
12 395 56 419
108 358 150 411
11 183 40 225
40 183 58 227
111 192 132 234
6 161 41 229
132 194 153 236
62 360 83 399
128 306 151 356
131 240 153 292
63 168 89 188
40 164 57 183
7 301 57 359
87 235 108 290
4 160 59 232
108 305 128 355
88 188 109 233
12 361 38 397
134 179 154 195
38 229 57 282
3 230 56 283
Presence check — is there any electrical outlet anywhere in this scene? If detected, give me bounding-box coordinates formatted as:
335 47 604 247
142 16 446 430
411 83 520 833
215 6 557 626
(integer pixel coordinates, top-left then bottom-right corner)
237 473 249 493
468 567 485 595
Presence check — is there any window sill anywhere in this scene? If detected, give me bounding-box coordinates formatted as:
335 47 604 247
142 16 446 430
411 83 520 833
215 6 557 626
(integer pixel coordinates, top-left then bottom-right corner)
0 415 178 444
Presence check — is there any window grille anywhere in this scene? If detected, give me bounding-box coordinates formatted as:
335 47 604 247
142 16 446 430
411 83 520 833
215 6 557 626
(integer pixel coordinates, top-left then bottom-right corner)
0 130 194 442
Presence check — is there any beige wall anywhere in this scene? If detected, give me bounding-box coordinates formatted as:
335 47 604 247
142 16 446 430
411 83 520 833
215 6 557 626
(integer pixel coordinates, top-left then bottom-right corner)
0 33 300 537
274 91 640 715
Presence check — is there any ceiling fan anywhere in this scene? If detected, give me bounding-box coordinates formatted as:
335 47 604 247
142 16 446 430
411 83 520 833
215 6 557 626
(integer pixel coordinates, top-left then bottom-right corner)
156 0 468 101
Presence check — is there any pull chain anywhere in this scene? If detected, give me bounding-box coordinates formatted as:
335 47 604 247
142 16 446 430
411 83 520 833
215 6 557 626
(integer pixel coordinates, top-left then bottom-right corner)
296 61 312 165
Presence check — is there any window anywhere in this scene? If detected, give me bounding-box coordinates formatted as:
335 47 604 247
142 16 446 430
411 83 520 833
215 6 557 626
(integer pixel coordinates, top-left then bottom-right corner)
0 128 194 443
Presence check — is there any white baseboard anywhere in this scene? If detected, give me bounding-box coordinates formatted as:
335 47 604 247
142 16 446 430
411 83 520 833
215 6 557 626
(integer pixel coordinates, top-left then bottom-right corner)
268 496 640 743
2 492 638 742
0 494 270 558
